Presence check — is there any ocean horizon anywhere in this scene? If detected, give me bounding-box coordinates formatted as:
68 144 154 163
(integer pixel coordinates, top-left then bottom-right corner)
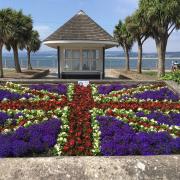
2 51 180 70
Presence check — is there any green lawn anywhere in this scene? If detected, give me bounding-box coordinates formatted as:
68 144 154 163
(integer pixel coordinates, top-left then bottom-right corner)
143 71 157 77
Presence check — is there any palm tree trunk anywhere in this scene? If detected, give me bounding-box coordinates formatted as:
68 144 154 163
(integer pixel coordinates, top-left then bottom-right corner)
0 42 3 78
137 42 142 74
27 50 32 70
12 45 21 73
156 39 167 78
124 46 130 71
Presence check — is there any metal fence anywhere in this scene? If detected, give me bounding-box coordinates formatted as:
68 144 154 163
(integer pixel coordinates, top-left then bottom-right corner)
3 57 180 70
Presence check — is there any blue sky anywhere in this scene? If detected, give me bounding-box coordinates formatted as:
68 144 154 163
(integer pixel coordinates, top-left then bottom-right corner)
0 0 180 52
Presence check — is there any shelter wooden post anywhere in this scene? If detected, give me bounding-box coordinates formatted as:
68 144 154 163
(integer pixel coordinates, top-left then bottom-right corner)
57 46 61 79
102 47 105 79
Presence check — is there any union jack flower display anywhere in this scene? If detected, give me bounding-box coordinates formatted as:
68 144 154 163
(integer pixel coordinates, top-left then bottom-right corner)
0 82 179 157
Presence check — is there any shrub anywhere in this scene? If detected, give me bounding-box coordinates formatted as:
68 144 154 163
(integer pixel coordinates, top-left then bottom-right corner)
162 71 180 84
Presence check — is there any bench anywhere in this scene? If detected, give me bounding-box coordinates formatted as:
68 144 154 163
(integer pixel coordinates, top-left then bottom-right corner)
61 72 102 79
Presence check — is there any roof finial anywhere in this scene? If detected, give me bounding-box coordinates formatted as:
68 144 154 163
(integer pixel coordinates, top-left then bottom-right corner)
77 10 86 15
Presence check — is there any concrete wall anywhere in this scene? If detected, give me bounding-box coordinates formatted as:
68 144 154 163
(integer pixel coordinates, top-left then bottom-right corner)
0 156 179 180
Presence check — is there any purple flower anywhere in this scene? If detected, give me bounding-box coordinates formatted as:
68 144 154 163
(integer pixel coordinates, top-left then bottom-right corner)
0 118 61 157
30 84 67 95
136 111 145 117
22 93 34 99
0 112 10 127
29 138 46 153
97 116 180 156
56 84 67 95
0 90 33 101
136 111 180 126
13 127 30 141
134 88 179 101
42 135 56 147
11 140 30 157
98 84 135 95
0 90 21 101
14 112 25 119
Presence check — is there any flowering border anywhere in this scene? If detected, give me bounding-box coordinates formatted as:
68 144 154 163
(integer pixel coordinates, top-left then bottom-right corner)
91 83 180 103
52 106 70 155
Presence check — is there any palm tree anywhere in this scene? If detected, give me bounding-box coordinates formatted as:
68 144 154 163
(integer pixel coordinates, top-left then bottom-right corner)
138 0 180 77
126 11 150 74
114 21 134 71
25 30 41 70
6 9 33 73
0 8 13 78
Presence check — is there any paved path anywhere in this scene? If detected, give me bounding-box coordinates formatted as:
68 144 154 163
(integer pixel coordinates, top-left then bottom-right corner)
46 69 159 80
105 69 159 81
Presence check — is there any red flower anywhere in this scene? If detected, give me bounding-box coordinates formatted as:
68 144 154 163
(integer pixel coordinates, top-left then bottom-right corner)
69 129 74 134
86 128 92 133
85 141 92 147
69 139 75 147
77 146 84 152
63 146 69 152
75 132 81 137
19 120 26 126
76 137 82 144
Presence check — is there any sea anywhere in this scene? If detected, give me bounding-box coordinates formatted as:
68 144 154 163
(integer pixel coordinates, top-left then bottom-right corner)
2 51 180 70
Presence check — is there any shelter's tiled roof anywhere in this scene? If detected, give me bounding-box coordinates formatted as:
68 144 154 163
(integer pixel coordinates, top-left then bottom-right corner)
44 10 115 42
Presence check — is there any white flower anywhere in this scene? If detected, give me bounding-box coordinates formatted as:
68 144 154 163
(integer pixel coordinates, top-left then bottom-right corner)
2 98 8 102
52 115 58 119
20 97 26 101
3 129 11 133
43 117 48 121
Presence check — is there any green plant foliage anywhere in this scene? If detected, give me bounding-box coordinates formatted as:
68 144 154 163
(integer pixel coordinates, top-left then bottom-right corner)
0 8 14 78
114 20 134 71
162 71 180 84
114 20 134 50
139 0 180 77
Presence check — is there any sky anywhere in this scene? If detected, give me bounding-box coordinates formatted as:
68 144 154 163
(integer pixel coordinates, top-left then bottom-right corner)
0 0 180 53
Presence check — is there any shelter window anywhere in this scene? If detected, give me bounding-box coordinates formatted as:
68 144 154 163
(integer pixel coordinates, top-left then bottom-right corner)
82 49 101 71
64 49 80 71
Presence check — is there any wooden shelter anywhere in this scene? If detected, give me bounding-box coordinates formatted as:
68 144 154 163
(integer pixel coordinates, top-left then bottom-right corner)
44 10 118 79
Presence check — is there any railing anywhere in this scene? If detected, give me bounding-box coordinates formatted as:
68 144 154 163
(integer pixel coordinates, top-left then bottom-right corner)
105 57 180 70
3 57 180 71
3 58 57 69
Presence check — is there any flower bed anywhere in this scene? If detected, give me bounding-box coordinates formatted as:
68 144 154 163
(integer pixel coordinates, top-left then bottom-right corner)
0 82 179 157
